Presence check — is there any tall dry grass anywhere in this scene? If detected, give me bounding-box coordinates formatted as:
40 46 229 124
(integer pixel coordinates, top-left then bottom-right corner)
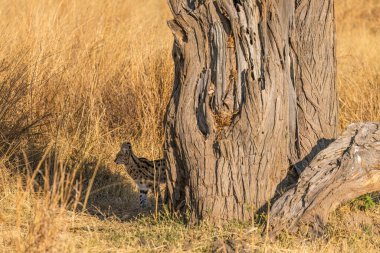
0 0 379 252
0 0 173 250
336 0 380 129
0 0 173 155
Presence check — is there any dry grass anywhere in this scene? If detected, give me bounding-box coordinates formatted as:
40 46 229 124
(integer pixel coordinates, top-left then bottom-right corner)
336 0 380 129
0 0 379 252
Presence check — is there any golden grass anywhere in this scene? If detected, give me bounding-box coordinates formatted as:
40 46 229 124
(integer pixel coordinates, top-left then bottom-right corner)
336 0 380 129
0 0 379 252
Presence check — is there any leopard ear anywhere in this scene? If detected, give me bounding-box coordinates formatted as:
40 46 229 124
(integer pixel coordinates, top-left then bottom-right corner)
121 142 132 153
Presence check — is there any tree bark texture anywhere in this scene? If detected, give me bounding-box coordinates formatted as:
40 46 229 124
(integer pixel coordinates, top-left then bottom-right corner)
268 122 380 237
164 0 337 222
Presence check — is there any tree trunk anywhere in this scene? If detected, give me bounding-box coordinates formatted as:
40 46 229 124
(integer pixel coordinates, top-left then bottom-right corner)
164 0 337 222
268 122 380 237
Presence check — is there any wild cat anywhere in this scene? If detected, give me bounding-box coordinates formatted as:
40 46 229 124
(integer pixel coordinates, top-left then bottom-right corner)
114 142 166 208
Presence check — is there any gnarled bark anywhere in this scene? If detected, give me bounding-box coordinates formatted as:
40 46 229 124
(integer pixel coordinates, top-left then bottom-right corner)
269 122 380 237
164 0 337 222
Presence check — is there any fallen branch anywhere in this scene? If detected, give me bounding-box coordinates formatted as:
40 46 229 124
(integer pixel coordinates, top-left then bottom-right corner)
269 122 380 237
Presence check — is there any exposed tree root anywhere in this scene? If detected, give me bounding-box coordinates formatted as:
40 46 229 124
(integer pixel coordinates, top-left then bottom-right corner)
269 122 380 237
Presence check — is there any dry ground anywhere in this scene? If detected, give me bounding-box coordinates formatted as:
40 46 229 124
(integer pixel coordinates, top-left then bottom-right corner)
0 0 379 252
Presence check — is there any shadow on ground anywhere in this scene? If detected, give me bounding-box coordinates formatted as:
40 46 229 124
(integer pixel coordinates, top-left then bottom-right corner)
8 144 161 222
83 165 165 221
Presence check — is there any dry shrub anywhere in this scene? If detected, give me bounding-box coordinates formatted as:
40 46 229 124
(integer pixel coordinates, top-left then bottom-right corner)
0 51 52 146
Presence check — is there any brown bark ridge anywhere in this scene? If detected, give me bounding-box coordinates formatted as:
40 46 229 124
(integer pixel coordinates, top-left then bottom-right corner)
164 0 336 222
268 122 380 237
